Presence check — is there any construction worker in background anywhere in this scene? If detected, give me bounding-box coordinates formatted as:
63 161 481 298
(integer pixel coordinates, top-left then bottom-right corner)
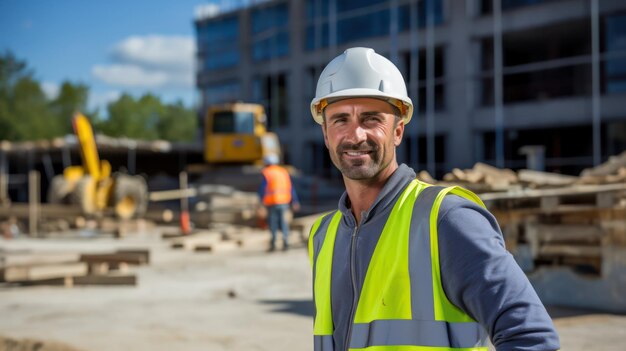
308 48 560 351
259 154 300 252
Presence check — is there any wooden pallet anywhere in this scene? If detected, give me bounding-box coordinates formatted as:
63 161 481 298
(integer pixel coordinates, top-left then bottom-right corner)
0 248 148 287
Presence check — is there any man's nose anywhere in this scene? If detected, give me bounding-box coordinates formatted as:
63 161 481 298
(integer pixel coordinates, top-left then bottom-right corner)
345 123 367 144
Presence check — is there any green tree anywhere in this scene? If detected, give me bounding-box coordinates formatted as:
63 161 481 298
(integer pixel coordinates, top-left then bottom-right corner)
99 93 196 141
158 100 197 142
49 81 90 135
0 51 59 141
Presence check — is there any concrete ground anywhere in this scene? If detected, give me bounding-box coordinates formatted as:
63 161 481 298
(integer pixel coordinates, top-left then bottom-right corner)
1 231 625 351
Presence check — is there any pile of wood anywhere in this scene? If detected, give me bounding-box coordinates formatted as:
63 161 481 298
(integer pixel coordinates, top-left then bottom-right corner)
436 151 626 193
148 185 260 228
436 162 521 193
487 182 626 277
578 150 626 185
161 214 320 253
0 249 149 287
430 152 626 288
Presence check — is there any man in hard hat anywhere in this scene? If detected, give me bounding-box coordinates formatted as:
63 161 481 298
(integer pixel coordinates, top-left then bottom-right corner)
308 48 559 350
259 154 300 252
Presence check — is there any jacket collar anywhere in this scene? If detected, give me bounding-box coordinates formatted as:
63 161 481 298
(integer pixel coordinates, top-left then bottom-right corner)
338 163 416 227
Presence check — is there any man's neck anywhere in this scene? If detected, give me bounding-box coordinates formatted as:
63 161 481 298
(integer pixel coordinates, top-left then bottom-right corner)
343 162 398 224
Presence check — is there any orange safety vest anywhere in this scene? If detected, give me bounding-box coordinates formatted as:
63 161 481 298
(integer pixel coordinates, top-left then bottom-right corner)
262 165 292 206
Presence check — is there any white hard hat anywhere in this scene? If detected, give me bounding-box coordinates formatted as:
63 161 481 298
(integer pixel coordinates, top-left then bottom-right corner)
310 47 413 125
264 154 279 165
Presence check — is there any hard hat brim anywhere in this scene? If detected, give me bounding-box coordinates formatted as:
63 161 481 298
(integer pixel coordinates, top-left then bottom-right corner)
310 88 413 126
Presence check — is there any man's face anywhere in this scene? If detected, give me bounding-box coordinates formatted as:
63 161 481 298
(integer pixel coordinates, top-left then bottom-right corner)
322 98 404 181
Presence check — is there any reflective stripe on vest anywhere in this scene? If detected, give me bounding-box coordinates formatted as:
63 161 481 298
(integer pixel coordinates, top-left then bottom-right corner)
262 165 292 206
310 180 489 351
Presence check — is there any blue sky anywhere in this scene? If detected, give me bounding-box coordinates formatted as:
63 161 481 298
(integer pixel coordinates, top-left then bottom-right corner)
0 0 221 112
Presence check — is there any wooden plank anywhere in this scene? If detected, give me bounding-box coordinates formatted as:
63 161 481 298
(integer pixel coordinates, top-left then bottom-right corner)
0 203 83 220
539 245 602 258
79 252 147 266
518 169 577 187
73 274 136 286
169 231 221 250
0 252 79 267
22 274 136 286
581 150 626 177
472 162 518 183
532 224 605 243
194 240 239 253
0 262 87 282
480 182 626 202
540 196 560 210
116 249 150 264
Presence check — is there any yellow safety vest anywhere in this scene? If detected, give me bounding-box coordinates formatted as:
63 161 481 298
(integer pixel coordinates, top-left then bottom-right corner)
308 180 489 351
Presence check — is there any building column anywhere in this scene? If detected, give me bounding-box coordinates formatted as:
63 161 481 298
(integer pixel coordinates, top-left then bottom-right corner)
445 0 474 170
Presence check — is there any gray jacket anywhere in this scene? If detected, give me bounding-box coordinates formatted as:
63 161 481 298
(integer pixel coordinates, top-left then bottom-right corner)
315 164 560 350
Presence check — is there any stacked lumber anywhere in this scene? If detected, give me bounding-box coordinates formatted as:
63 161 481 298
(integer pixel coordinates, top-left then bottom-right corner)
0 249 149 287
164 224 304 253
486 182 626 278
440 162 520 192
438 152 626 192
578 150 626 185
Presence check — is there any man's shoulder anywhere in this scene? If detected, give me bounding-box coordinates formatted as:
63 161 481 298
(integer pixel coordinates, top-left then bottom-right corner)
411 184 487 220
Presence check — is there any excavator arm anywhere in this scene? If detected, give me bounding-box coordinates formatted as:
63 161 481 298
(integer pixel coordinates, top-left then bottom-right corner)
72 112 110 181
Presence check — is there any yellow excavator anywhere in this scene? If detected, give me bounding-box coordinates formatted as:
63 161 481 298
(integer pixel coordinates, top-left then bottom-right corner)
204 102 281 165
47 113 148 219
187 102 283 191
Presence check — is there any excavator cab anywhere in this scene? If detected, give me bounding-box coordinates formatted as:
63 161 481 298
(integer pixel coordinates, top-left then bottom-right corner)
204 103 280 165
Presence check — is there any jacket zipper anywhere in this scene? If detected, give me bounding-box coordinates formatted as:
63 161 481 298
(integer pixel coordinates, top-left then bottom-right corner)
344 225 359 351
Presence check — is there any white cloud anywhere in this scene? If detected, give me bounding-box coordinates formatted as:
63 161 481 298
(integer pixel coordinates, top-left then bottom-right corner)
92 35 195 90
92 64 192 88
112 35 194 71
41 81 59 100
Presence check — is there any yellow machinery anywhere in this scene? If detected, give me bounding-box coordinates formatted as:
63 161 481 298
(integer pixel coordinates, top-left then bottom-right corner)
183 102 284 192
48 113 148 219
204 102 281 165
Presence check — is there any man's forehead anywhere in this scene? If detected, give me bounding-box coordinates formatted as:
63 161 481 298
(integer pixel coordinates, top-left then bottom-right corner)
325 98 395 114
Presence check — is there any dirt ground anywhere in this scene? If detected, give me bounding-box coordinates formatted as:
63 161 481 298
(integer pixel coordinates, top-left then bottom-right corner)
1 231 625 351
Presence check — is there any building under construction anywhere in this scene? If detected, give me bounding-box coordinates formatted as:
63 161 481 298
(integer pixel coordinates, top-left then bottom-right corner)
195 0 626 178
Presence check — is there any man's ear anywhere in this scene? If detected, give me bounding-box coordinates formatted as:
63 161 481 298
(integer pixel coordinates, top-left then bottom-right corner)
394 120 405 147
322 123 330 149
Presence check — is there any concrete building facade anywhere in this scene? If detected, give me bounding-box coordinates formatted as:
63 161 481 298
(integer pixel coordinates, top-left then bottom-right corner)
195 0 626 178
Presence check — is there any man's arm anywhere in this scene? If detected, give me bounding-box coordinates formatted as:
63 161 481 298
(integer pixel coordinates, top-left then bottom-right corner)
289 175 301 210
258 175 268 201
437 195 560 350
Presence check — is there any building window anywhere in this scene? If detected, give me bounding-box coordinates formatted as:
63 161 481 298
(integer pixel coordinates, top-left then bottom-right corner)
304 0 442 51
305 65 326 125
400 47 446 113
480 0 557 15
399 0 444 31
482 126 601 174
203 81 240 106
251 2 290 62
196 15 240 70
253 73 289 128
479 19 593 105
337 10 390 44
604 14 626 94
402 134 447 178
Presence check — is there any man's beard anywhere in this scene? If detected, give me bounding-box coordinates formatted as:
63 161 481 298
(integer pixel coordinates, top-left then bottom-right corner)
332 140 387 180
